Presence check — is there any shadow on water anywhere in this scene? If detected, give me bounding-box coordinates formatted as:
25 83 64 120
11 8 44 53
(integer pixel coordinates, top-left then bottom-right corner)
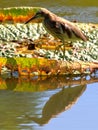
0 72 98 129
1 71 98 92
5 58 18 90
27 84 86 126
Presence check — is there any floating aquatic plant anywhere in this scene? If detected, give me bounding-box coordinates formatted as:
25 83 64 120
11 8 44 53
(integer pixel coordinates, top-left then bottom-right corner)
0 23 98 62
0 7 98 76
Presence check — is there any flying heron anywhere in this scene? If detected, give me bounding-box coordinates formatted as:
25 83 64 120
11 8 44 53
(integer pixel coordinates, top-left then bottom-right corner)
25 8 87 59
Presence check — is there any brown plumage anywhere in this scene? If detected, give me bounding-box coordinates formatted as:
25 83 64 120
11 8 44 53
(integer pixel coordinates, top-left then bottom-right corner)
25 8 87 58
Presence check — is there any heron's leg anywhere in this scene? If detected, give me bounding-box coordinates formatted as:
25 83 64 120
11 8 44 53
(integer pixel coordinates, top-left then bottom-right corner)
54 44 62 55
62 39 66 60
54 40 66 60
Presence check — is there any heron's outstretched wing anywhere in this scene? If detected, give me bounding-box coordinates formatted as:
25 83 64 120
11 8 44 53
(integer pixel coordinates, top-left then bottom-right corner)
55 20 87 41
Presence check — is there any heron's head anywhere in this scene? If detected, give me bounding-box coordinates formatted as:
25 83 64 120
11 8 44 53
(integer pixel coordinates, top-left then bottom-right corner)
25 8 50 24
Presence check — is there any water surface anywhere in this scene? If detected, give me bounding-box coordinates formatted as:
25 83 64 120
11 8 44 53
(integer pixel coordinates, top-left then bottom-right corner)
0 75 98 130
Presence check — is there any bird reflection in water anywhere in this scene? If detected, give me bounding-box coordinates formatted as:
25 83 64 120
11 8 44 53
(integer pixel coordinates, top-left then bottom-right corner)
27 85 86 125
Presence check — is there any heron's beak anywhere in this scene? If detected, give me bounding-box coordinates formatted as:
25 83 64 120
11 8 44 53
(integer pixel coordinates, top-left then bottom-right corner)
25 15 37 24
